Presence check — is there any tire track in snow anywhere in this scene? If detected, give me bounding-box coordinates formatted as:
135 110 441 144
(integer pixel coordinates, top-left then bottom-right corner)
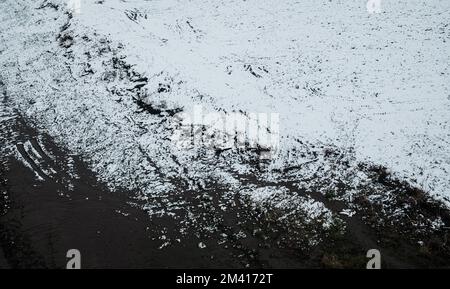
15 143 49 181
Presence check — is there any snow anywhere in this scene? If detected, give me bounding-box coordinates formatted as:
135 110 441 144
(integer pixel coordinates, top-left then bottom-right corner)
65 0 450 201
242 186 334 225
0 0 449 240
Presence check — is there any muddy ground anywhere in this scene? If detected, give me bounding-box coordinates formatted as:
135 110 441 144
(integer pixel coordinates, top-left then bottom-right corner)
1 109 449 269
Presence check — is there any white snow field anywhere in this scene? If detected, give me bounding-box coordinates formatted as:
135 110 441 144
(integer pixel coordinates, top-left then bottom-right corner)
0 0 449 244
72 0 450 202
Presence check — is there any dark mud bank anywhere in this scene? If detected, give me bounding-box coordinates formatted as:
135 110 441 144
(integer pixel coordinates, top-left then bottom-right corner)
0 116 449 268
0 79 449 268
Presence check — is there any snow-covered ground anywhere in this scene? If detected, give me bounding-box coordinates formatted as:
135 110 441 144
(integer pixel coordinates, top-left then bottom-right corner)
1 0 449 247
69 0 450 201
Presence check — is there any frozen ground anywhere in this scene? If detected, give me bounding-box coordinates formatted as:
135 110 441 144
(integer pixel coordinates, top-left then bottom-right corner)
66 0 450 201
0 0 450 267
